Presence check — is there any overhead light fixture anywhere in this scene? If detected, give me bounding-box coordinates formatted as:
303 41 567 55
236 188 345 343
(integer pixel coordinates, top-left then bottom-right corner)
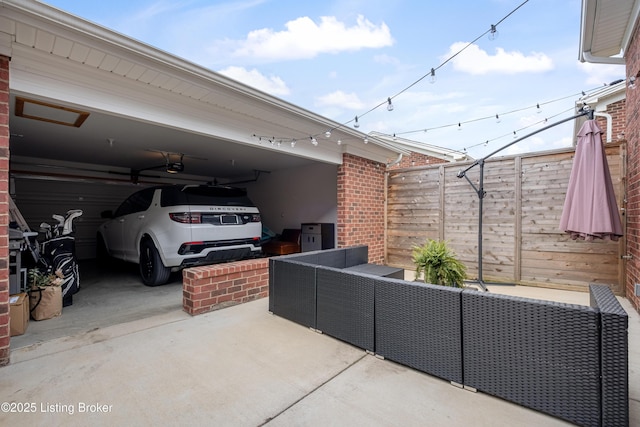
166 162 184 174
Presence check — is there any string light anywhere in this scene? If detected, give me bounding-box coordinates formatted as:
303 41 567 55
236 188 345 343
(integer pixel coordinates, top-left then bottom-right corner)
253 0 529 142
429 68 436 84
488 24 498 40
390 87 600 139
495 114 501 123
536 103 542 113
291 139 296 148
363 136 369 144
324 130 331 138
310 136 318 146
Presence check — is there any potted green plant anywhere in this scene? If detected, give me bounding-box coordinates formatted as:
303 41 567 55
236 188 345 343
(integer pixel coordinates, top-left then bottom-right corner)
412 239 467 287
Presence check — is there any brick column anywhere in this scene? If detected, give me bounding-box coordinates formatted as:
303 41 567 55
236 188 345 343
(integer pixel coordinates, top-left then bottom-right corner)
337 153 386 264
625 23 640 314
0 56 10 366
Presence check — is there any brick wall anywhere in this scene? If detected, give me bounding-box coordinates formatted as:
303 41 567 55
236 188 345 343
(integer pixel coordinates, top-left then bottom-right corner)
0 56 9 366
337 153 386 264
182 258 269 316
625 24 640 313
387 152 448 170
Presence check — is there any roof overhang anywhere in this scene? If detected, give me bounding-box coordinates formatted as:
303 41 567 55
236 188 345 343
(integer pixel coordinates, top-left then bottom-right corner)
0 0 403 181
579 0 640 64
369 132 472 163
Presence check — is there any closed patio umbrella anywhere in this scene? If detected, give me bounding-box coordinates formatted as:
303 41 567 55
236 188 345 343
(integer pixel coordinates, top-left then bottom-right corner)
560 120 623 241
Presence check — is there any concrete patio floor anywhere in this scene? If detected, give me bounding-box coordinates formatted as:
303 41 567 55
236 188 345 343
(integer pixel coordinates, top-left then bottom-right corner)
1 282 638 426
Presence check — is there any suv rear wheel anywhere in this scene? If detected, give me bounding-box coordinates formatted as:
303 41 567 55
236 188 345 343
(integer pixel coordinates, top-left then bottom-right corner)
139 238 171 286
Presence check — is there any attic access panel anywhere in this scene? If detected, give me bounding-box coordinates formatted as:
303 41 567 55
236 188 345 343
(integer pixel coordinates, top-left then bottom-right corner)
15 97 90 128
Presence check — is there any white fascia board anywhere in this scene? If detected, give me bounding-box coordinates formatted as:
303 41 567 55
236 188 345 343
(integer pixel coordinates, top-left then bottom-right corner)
579 81 626 110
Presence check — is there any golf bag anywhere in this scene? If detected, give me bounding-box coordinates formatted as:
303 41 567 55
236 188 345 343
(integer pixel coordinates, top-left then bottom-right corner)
41 235 80 306
38 209 83 307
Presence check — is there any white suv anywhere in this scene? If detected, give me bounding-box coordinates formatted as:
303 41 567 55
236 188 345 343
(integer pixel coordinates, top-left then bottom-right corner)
97 184 262 286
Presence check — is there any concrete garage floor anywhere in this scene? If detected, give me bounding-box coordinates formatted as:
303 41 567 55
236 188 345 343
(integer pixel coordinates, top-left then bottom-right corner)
10 259 185 349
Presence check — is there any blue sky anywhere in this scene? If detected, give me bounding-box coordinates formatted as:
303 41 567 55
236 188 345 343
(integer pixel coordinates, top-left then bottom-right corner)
43 0 625 159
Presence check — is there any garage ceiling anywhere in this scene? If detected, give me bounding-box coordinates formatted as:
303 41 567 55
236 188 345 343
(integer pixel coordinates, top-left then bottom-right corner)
9 94 321 183
2 1 403 184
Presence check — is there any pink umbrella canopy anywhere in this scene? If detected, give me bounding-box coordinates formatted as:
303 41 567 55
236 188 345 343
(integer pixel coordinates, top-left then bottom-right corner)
560 120 623 241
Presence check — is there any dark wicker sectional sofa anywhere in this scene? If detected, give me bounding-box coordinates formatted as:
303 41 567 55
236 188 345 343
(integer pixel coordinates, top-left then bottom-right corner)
269 246 629 427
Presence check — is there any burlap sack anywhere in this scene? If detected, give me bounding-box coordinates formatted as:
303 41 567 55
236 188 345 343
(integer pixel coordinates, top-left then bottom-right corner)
29 286 62 321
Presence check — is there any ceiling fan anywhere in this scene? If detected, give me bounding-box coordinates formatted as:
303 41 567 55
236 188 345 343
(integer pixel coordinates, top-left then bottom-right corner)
126 150 208 183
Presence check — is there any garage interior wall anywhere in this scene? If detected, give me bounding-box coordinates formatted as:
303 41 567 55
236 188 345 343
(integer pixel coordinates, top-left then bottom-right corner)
11 177 141 260
244 162 338 237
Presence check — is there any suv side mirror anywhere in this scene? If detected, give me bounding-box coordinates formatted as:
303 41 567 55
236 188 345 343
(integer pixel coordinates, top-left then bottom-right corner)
101 210 114 219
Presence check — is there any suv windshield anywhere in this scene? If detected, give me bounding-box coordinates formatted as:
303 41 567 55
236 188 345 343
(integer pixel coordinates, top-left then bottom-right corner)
161 185 256 207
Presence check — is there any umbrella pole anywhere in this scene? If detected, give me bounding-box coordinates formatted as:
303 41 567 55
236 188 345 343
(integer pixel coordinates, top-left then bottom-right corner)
458 107 593 291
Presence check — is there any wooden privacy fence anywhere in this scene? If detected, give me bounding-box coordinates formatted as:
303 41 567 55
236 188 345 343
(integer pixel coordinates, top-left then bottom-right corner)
386 142 626 295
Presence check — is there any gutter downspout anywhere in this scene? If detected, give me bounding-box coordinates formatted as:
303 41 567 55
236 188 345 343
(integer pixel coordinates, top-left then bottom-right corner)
594 112 613 142
386 153 403 168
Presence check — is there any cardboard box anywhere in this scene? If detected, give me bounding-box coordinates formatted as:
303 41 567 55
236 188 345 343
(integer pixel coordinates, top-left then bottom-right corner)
10 293 29 336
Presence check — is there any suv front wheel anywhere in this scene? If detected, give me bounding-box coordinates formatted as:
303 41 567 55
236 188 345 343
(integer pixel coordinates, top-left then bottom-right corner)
139 238 171 286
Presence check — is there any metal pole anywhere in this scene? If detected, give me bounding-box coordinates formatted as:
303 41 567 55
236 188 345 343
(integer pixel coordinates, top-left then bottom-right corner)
458 108 592 291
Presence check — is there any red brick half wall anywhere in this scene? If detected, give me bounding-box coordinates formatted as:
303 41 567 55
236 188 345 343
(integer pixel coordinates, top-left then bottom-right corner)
183 259 269 316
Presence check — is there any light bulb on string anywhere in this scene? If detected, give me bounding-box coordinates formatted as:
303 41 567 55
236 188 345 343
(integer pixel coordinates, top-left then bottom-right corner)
458 123 462 131
324 130 331 138
429 68 436 84
495 114 501 123
337 139 342 145
393 133 397 141
354 116 360 128
488 24 498 41
513 131 517 139
363 136 369 144
291 139 296 148
310 136 318 146
387 97 394 111
536 103 542 114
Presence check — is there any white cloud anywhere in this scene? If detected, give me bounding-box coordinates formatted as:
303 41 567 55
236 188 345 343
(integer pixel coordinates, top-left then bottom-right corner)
578 61 626 86
217 66 290 95
444 42 554 75
315 90 366 110
231 15 393 60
